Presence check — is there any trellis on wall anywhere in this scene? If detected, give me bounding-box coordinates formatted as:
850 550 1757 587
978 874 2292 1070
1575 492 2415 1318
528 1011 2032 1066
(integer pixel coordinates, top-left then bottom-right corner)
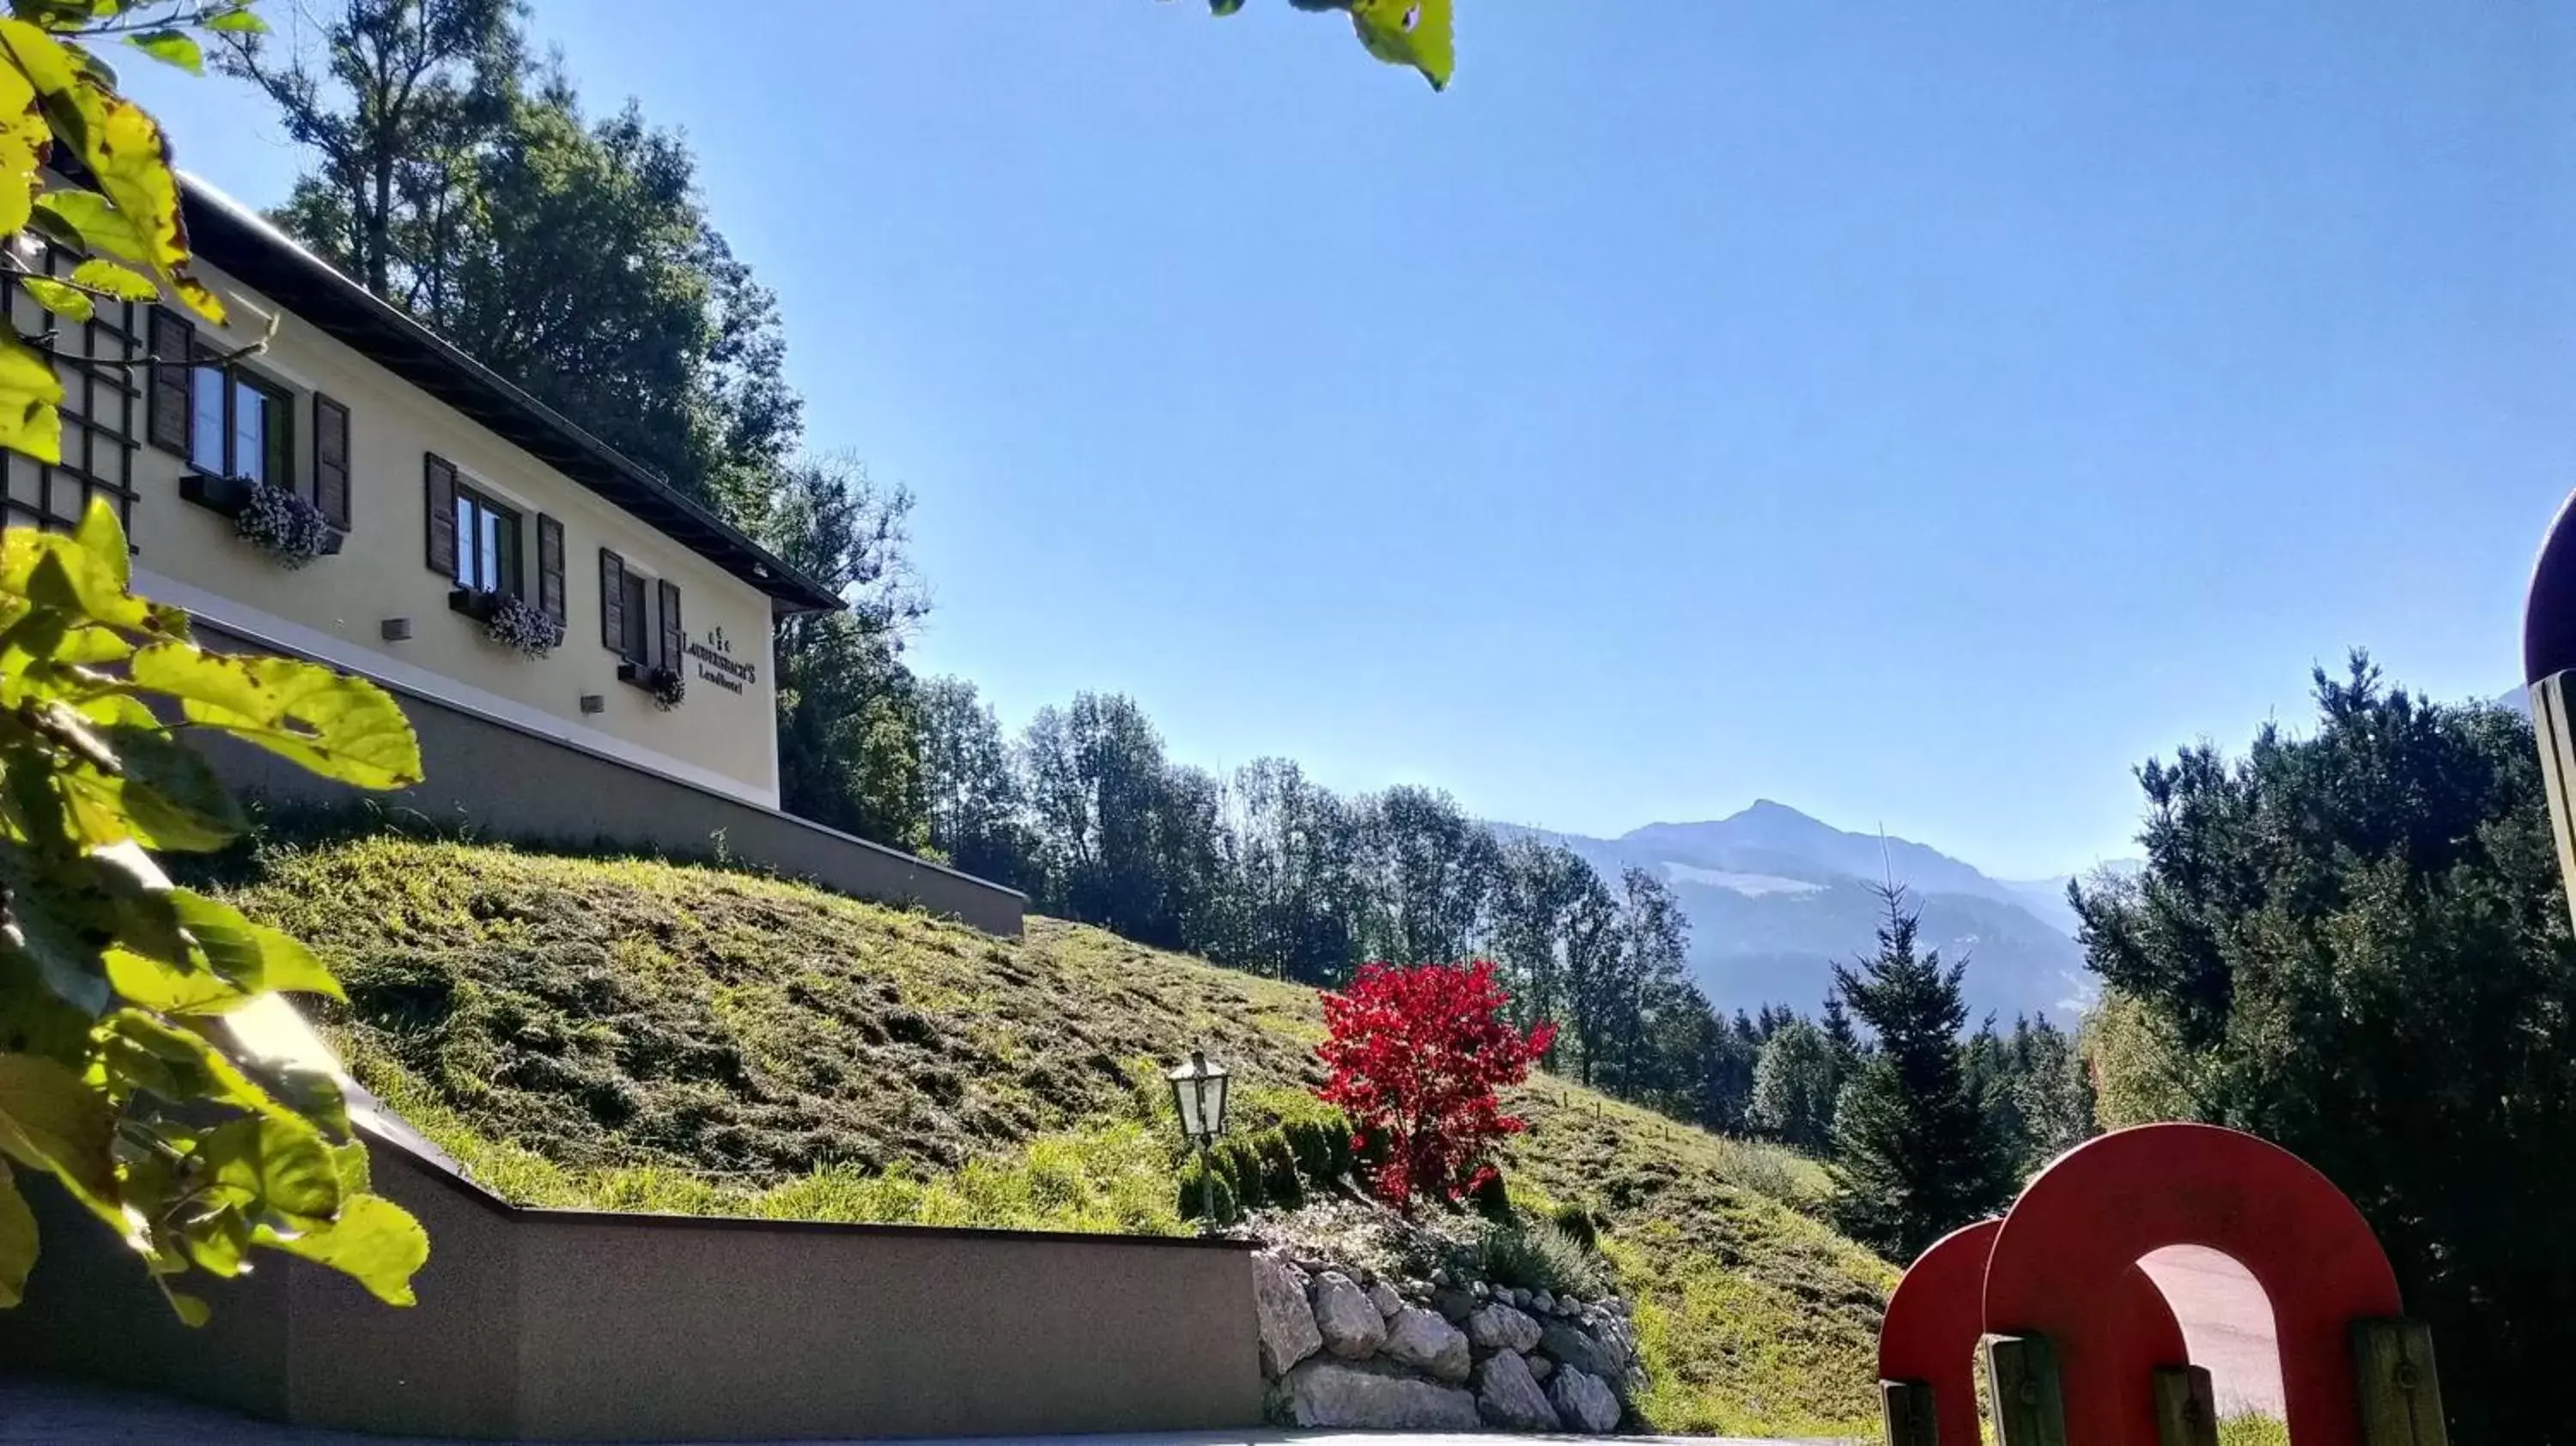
0 237 142 537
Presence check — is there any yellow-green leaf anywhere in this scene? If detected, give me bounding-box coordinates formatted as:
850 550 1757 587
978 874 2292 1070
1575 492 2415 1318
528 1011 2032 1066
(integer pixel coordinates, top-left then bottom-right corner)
160 1285 209 1326
104 945 246 1015
127 644 422 791
20 274 88 320
94 1011 298 1127
125 29 201 76
0 522 146 626
0 1159 32 1306
196 1115 339 1222
0 1051 113 1205
90 728 246 853
72 495 126 589
0 330 61 465
33 189 144 265
2 19 222 323
0 127 38 239
1349 0 1453 90
68 256 155 301
256 1193 426 1306
167 887 339 999
177 1202 251 1277
207 8 268 36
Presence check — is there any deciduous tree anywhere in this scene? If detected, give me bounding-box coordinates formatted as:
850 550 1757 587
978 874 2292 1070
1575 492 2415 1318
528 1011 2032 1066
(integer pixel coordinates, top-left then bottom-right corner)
1316 960 1554 1210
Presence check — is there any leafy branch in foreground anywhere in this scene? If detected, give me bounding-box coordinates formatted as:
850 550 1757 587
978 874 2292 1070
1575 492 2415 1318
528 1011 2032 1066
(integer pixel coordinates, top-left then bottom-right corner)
0 501 429 1321
0 0 432 1322
1184 0 1456 91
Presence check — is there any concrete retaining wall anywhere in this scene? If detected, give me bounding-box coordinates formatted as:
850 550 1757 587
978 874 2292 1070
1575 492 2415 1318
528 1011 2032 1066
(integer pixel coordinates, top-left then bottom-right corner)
190 620 1027 939
2 1129 1263 1441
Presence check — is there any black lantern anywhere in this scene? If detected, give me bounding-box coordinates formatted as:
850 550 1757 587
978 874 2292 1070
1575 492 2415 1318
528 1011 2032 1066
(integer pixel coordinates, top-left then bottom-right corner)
1167 1048 1232 1150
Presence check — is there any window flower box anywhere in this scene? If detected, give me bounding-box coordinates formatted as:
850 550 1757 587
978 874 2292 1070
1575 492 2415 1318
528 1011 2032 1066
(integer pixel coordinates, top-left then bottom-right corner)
447 586 505 623
618 659 686 711
182 472 342 568
452 587 563 658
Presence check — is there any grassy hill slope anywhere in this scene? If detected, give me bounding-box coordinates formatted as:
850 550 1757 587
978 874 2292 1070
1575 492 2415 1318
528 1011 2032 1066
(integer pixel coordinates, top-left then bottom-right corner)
216 835 1895 1437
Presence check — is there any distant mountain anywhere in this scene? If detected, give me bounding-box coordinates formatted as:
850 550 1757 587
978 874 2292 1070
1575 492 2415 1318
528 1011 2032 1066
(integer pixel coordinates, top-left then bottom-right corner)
1999 860 2145 937
1500 802 2107 1025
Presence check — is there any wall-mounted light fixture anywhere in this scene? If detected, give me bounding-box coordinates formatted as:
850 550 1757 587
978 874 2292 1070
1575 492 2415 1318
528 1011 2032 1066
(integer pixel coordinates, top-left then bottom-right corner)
380 618 412 642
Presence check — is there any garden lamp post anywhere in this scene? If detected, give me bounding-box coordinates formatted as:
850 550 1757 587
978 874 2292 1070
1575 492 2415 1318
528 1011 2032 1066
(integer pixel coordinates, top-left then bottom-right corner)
2527 490 2576 928
1166 1048 1232 1226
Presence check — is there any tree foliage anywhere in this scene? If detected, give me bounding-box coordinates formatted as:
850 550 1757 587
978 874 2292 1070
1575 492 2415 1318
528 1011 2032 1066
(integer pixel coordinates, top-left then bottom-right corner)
2075 654 2576 1443
222 3 798 514
1189 0 1456 90
1828 885 2016 1262
0 501 430 1316
1316 959 1552 1210
766 459 930 852
0 0 431 1322
1749 1017 1841 1153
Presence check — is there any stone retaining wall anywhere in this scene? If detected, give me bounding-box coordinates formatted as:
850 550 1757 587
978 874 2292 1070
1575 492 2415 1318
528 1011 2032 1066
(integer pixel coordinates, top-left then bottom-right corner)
1252 1248 1641 1432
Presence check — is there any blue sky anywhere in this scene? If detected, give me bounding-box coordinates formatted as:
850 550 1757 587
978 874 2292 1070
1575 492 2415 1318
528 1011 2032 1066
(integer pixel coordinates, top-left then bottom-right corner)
121 1 2574 878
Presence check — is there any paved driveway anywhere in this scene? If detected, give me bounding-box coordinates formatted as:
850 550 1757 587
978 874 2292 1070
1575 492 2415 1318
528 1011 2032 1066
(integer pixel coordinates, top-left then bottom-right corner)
0 1376 1826 1446
2137 1244 2286 1418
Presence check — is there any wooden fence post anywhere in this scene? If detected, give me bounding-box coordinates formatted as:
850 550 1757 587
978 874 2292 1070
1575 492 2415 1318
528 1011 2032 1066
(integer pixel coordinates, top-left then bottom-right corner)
2152 1364 2220 1446
1879 1379 1938 1446
1984 1334 2069 1446
2353 1318 2448 1446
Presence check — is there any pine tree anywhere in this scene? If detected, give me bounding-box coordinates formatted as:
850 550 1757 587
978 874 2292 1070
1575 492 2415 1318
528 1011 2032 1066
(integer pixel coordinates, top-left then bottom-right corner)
1829 884 2017 1261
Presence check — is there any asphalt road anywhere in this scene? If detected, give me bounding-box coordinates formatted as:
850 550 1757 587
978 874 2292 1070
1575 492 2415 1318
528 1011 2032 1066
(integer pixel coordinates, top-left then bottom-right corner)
2136 1244 2287 1418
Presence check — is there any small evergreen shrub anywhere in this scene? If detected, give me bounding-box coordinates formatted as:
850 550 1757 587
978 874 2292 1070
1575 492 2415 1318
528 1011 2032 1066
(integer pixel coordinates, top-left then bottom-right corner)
1478 1215 1610 1298
1551 1200 1603 1249
1176 1154 1240 1225
1284 1118 1336 1183
1468 1168 1514 1222
1217 1137 1267 1210
1253 1127 1304 1206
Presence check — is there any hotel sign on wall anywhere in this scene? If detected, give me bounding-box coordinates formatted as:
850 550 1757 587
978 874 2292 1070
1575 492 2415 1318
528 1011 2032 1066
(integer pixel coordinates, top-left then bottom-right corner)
687 625 758 696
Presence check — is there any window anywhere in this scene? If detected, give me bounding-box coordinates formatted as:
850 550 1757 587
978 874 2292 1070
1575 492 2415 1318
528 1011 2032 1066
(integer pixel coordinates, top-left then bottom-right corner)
599 547 682 672
451 483 521 596
188 358 292 487
620 568 649 660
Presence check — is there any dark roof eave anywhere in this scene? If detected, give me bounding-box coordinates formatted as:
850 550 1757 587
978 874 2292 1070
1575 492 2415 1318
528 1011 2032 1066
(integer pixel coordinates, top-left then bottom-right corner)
177 180 845 617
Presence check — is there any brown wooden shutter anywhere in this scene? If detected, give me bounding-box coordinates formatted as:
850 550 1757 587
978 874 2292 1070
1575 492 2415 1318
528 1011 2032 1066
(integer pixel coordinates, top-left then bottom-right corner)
423 453 457 576
313 393 350 529
145 310 192 457
599 548 626 651
536 514 565 623
657 578 683 671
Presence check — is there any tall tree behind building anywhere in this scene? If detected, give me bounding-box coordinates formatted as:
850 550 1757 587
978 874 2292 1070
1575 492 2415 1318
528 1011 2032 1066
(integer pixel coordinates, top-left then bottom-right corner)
764 459 931 850
221 2 799 513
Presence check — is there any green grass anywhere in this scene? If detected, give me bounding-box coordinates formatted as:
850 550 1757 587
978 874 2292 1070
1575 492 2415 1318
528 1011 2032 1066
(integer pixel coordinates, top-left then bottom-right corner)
2219 1415 2290 1446
220 833 1894 1437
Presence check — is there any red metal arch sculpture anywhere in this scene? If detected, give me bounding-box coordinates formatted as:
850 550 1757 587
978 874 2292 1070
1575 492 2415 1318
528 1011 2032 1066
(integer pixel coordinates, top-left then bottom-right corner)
1983 1122 2403 1445
1882 1218 2189 1445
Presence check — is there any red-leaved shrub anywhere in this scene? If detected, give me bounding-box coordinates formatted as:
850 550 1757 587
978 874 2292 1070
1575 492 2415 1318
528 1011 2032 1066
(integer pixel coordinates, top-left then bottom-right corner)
1315 960 1557 1212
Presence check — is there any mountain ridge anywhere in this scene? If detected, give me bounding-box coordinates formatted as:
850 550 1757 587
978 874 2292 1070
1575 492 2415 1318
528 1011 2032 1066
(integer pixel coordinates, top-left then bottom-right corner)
1498 802 2127 1024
